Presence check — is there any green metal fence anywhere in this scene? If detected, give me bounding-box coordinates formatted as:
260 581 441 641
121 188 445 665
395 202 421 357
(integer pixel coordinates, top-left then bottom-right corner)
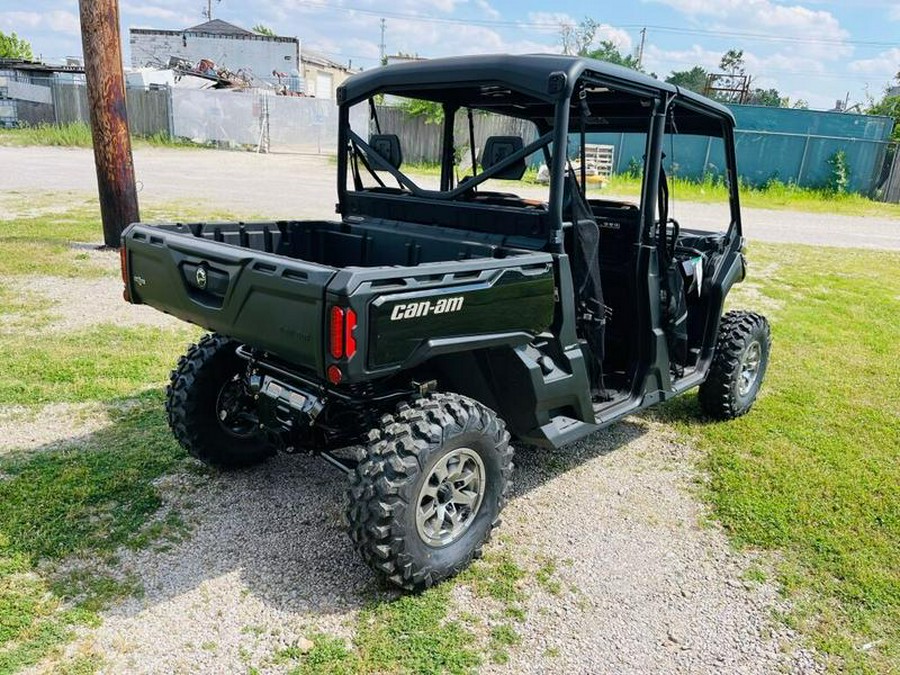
589 104 896 195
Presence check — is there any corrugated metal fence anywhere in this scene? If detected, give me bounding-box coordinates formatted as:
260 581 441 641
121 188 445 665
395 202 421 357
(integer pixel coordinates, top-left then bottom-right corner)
590 105 896 196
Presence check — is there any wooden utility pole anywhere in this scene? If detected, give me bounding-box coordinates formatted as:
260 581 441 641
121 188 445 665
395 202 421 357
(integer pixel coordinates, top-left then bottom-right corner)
78 0 140 248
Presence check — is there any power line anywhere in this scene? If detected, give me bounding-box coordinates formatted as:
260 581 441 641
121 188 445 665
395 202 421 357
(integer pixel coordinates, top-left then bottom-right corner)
290 0 900 49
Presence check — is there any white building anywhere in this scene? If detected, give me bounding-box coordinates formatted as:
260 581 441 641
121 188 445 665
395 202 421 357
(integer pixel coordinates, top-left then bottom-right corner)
129 19 300 88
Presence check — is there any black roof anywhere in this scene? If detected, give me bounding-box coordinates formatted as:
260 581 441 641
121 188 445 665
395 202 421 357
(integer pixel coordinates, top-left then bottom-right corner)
340 54 734 134
187 19 254 36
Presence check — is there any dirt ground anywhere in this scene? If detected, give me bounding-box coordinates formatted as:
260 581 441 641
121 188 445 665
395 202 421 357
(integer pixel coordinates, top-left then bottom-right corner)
2 145 898 250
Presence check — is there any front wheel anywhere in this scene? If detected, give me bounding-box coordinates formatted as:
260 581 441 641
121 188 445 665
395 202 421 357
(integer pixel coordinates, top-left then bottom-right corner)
699 310 771 420
346 393 513 591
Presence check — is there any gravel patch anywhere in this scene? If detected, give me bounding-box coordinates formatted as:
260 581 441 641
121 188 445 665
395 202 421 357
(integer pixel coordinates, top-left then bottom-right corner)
6 270 184 333
36 418 821 674
0 402 111 454
52 454 374 674
483 419 822 675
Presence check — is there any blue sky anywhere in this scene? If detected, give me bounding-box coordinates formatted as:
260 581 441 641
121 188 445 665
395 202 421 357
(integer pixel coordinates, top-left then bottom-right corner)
2 0 898 110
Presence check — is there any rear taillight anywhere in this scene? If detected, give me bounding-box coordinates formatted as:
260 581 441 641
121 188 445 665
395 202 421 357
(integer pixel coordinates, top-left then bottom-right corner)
345 308 357 358
329 306 358 360
329 306 344 359
120 246 131 303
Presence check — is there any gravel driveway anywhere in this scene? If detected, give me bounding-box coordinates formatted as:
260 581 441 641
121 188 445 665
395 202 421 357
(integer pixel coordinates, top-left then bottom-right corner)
53 416 821 675
1 145 897 250
2 145 853 672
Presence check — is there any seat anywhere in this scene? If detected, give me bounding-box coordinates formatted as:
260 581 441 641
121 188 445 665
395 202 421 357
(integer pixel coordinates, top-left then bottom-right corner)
480 136 526 180
368 134 403 169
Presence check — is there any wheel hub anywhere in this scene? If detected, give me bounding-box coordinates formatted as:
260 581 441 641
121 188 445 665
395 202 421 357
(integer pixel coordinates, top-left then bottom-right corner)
215 376 259 438
738 340 762 397
416 447 485 547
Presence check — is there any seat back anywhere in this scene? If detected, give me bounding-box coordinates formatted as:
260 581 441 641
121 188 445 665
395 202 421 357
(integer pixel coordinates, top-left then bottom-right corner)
369 134 403 169
480 136 526 180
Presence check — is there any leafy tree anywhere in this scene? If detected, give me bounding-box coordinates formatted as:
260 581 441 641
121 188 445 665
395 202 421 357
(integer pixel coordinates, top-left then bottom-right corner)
867 79 900 142
252 24 276 37
719 49 745 76
665 66 708 94
400 98 444 124
0 31 33 60
748 88 787 107
559 19 643 71
587 40 642 70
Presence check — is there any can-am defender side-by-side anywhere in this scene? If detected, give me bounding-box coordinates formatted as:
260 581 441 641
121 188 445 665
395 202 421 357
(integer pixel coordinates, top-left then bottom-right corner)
121 54 771 590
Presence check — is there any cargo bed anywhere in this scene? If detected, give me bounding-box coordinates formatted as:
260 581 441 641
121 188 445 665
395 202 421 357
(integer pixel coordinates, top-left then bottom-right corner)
122 217 556 380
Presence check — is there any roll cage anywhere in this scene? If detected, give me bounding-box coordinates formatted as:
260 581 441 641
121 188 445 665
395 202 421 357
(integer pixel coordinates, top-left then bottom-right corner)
335 54 743 250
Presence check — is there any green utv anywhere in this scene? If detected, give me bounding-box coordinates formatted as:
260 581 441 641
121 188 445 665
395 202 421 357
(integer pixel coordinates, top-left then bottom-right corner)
121 55 771 590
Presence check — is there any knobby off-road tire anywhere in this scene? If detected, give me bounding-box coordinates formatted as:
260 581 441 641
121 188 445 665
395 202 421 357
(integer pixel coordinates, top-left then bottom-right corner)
166 333 274 469
346 393 513 591
699 310 772 420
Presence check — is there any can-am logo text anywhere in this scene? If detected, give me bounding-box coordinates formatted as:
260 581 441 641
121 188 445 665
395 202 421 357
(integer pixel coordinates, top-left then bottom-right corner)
390 296 465 320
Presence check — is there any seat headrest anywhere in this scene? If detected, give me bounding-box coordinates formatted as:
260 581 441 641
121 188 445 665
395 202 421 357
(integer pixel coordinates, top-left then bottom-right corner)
480 136 526 180
369 134 403 169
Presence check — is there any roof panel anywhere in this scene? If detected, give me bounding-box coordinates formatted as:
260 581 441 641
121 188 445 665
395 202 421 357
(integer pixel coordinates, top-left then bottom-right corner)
340 54 734 125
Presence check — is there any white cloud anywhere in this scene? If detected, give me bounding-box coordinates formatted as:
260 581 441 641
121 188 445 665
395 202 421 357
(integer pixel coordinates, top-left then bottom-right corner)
890 5 900 20
848 47 900 77
0 9 78 35
643 43 722 73
121 3 197 27
525 13 633 52
0 11 43 30
645 0 849 59
474 0 501 21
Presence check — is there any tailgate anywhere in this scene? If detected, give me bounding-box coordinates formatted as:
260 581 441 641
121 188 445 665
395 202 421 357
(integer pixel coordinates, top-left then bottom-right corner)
123 223 335 373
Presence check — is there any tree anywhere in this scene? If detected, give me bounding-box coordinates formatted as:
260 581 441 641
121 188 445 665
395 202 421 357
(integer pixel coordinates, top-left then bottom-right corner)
559 19 643 71
666 66 708 94
588 40 642 70
747 88 787 107
719 49 745 76
252 24 276 37
560 19 598 57
867 78 900 142
0 31 33 60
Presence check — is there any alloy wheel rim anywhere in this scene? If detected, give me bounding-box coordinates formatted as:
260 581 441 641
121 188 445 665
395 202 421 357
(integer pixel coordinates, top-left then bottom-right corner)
416 447 486 547
738 340 762 397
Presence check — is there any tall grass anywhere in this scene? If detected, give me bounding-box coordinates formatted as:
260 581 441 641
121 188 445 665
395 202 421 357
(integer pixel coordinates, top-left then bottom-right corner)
0 122 200 149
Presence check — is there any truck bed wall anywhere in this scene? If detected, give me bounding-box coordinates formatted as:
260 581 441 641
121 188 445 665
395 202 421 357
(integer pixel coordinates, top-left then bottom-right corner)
156 218 535 269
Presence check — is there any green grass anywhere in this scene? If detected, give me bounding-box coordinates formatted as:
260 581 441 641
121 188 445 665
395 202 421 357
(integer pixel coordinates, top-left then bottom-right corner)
276 552 529 675
656 243 900 673
0 392 193 672
0 201 202 672
0 122 202 149
600 173 900 219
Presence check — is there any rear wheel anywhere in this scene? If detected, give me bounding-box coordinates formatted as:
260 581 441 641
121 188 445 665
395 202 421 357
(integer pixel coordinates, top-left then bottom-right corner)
699 311 771 420
346 393 513 591
166 333 275 469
